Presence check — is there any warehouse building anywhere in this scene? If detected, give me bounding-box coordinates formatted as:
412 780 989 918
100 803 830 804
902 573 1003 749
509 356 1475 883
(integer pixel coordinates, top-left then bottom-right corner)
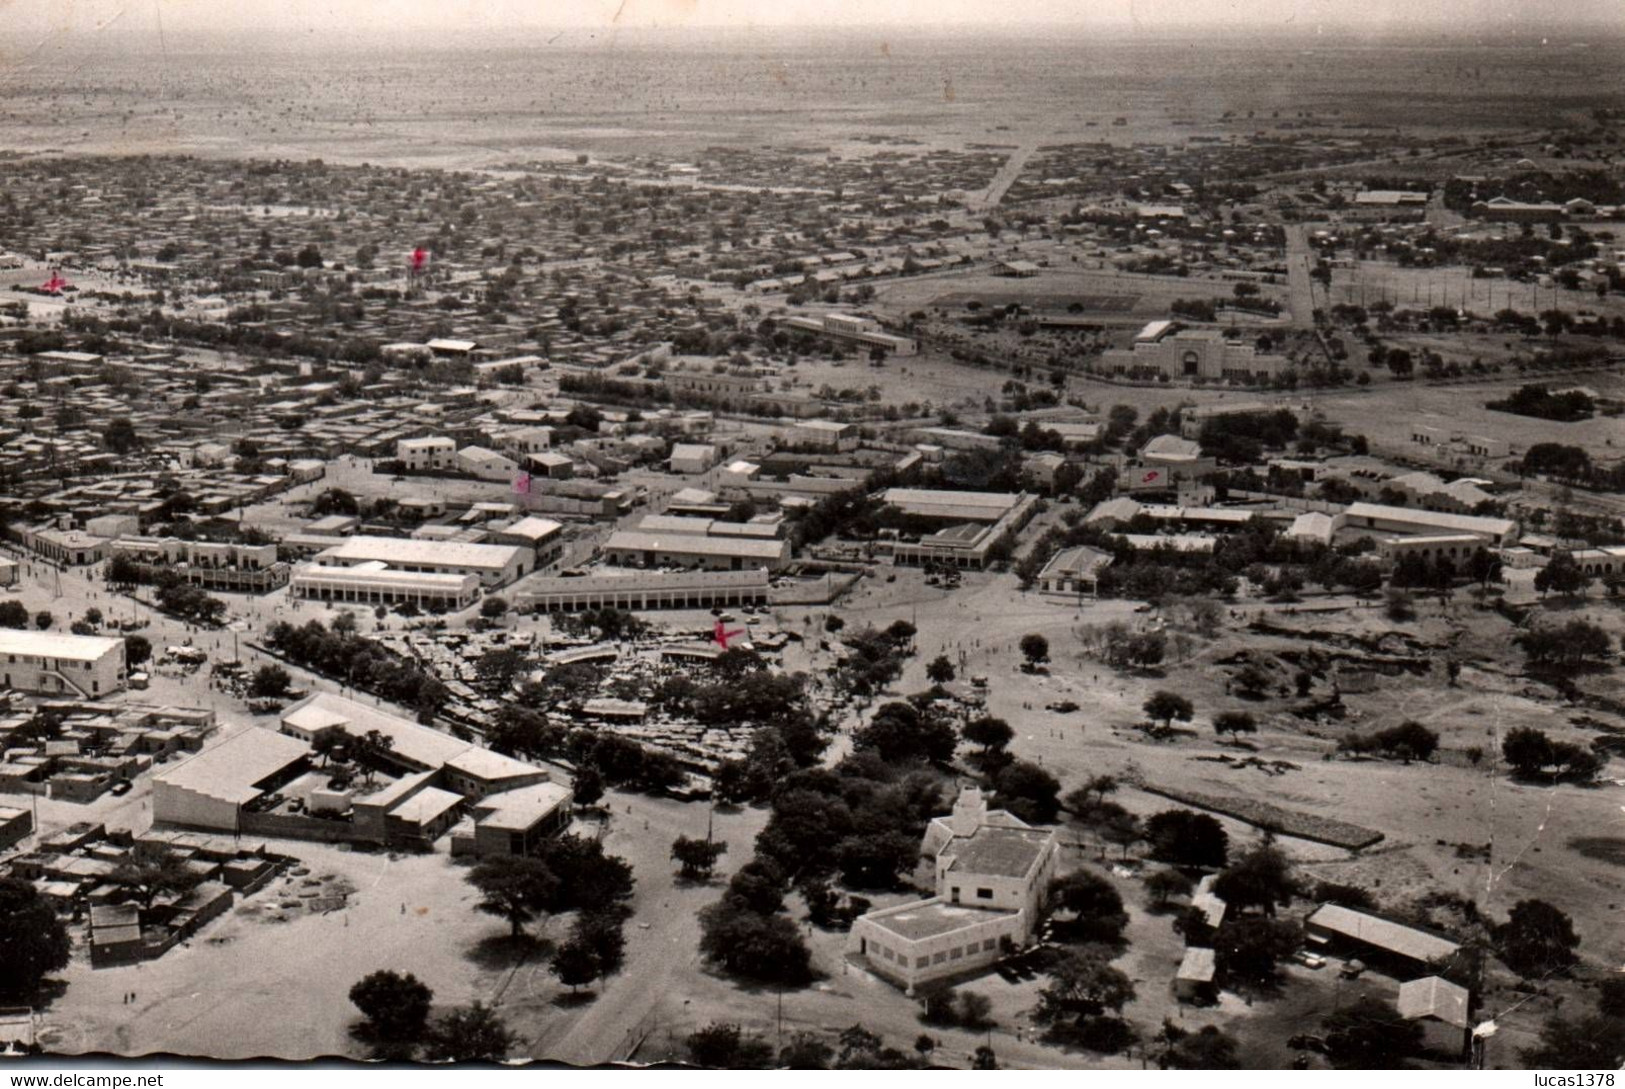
601 530 791 572
779 312 918 356
520 569 772 613
312 535 529 587
0 630 125 698
152 728 310 834
288 563 482 610
1343 503 1518 547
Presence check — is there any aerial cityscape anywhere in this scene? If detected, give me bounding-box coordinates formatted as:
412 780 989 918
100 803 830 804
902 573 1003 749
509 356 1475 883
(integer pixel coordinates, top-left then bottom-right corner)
0 1 1624 1073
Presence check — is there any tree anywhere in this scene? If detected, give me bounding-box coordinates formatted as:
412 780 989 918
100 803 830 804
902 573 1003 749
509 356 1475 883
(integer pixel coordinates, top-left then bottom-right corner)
697 900 813 986
1521 1015 1625 1069
0 878 72 996
33 611 52 631
474 647 526 696
1145 868 1195 908
1144 809 1228 871
1213 711 1257 740
853 701 957 764
687 1022 776 1069
671 835 728 880
1503 726 1555 779
1143 690 1195 730
1534 552 1592 599
988 756 1059 821
1019 633 1050 671
1212 843 1294 916
349 970 434 1044
1598 976 1625 1018
1214 915 1302 986
249 664 291 699
962 715 1014 754
0 600 27 629
780 1033 836 1069
972 1045 999 1069
571 763 605 808
925 655 956 684
1161 1025 1242 1070
103 415 140 454
1035 946 1136 1024
549 938 602 993
1495 899 1580 978
1045 871 1129 944
110 842 202 910
424 1002 514 1062
480 596 510 620
124 634 152 668
1321 998 1423 1069
570 910 627 974
467 856 559 937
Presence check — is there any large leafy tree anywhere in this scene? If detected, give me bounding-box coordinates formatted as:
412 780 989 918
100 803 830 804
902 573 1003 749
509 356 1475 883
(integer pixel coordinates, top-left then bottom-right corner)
111 843 202 910
1144 810 1229 869
1212 843 1294 916
467 856 559 938
1521 1015 1625 1069
349 970 434 1044
1044 870 1129 945
1034 945 1136 1026
1321 999 1422 1069
0 878 71 996
424 1002 515 1062
1494 899 1580 978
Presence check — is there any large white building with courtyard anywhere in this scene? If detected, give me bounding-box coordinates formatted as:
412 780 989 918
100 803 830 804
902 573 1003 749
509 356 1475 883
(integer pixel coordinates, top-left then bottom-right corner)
847 786 1058 993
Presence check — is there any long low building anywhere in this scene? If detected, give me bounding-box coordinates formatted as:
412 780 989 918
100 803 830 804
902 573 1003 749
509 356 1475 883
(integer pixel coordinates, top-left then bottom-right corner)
1343 502 1518 546
0 630 125 699
601 530 791 572
880 488 1024 524
155 697 566 851
519 568 771 613
152 727 310 833
313 535 529 587
289 562 482 610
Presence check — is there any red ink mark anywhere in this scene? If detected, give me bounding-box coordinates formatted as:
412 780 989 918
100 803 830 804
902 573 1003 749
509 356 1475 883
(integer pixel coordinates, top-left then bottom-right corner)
40 269 71 294
713 618 746 649
409 248 429 274
512 471 531 496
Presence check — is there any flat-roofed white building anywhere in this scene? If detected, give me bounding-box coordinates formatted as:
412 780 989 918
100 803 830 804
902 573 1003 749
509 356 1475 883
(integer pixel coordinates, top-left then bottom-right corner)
456 445 520 482
602 530 790 572
880 488 1023 524
520 568 771 613
1344 502 1518 546
669 443 718 475
289 562 481 610
152 727 310 832
313 535 528 587
488 516 566 570
791 420 858 452
0 630 125 698
779 312 918 356
849 787 1058 993
397 436 456 472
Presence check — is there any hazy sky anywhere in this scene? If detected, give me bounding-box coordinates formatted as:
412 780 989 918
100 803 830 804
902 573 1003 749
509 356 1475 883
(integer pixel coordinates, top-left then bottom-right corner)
1 0 1616 37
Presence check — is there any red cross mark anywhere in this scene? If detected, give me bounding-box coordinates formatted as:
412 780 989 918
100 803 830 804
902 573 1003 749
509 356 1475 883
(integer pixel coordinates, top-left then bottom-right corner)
713 618 746 649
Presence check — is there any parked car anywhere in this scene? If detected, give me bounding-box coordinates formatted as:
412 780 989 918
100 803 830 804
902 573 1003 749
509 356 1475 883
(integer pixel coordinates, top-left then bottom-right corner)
110 780 133 797
1339 958 1366 979
1293 951 1326 969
